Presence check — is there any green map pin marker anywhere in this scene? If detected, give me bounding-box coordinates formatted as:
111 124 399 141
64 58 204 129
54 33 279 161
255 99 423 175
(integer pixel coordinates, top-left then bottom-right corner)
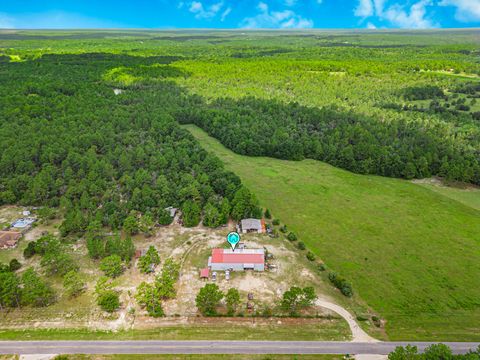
227 231 240 251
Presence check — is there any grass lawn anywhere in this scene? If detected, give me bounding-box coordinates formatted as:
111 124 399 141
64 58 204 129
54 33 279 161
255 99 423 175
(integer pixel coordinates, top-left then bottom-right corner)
0 320 349 341
184 124 480 341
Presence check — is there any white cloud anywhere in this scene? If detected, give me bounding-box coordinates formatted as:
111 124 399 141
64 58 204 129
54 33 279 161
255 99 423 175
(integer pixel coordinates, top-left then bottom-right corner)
354 0 386 17
354 0 437 28
221 7 232 21
383 0 436 28
439 0 480 22
285 0 298 6
189 1 224 19
354 0 374 17
190 2 203 14
258 2 269 12
0 11 125 29
240 2 313 28
373 0 386 15
367 21 377 28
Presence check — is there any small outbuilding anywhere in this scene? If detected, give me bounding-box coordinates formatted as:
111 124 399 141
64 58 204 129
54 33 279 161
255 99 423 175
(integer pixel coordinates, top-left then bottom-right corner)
0 231 22 249
200 268 210 279
165 206 177 218
239 218 266 234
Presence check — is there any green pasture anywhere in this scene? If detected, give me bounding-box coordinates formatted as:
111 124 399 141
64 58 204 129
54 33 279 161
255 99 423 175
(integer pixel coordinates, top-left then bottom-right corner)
185 124 480 341
415 182 480 211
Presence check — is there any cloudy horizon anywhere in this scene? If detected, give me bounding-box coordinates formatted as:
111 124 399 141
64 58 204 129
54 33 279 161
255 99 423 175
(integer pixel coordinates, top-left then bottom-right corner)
0 0 479 30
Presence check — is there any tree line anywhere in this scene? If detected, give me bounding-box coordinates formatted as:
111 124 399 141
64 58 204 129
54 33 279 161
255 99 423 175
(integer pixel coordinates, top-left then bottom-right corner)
177 96 480 184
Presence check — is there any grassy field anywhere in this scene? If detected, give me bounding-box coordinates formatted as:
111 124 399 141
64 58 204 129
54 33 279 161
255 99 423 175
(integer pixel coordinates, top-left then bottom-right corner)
185 124 480 341
415 182 480 211
0 321 349 341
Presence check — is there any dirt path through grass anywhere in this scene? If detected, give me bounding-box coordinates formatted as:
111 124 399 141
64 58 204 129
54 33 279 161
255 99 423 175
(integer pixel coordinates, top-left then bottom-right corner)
316 300 377 342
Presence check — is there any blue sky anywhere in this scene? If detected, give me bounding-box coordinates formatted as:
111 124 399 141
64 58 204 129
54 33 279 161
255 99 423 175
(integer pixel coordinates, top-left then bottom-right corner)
0 0 479 29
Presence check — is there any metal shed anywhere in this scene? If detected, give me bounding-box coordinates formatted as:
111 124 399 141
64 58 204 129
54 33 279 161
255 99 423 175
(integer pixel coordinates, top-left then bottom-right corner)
208 248 265 271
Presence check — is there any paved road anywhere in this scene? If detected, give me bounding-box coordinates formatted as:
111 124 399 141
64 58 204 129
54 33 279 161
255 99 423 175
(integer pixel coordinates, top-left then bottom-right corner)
0 341 478 355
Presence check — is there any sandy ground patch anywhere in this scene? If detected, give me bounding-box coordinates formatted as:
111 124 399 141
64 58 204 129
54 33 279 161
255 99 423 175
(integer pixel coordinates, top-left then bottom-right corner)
412 176 479 190
0 205 25 225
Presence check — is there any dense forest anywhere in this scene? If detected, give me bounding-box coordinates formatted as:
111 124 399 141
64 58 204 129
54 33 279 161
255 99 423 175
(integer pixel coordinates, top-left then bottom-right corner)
0 52 263 310
0 53 261 237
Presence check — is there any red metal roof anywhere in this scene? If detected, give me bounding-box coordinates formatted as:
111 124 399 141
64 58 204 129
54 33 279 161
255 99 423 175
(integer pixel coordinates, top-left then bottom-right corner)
210 249 264 264
200 268 210 278
211 249 224 263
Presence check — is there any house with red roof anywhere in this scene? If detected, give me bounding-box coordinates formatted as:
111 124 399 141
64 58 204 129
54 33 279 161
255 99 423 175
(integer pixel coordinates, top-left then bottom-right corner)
208 248 265 271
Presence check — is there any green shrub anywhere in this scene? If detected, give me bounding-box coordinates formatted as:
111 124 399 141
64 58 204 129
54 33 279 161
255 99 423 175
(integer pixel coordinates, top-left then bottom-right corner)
261 305 273 318
157 208 174 226
317 263 326 271
297 241 306 250
287 232 297 241
23 241 36 259
281 286 317 315
98 290 120 312
9 259 21 272
225 288 240 316
356 315 369 321
135 282 164 317
371 315 382 327
53 356 69 360
100 255 124 278
280 225 288 233
138 245 160 274
328 272 353 297
272 219 280 226
264 208 272 219
195 283 224 316
306 251 316 261
21 268 55 307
